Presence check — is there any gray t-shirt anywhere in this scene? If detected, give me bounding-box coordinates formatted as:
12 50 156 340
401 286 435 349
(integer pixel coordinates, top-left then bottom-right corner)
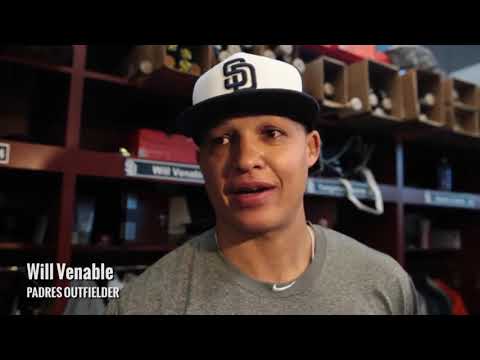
105 225 419 315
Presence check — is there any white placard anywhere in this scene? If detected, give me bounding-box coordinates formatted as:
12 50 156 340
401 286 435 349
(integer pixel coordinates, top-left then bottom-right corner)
0 143 10 164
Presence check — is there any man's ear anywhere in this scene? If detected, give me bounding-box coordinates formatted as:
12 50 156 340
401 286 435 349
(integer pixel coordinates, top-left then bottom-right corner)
306 130 321 168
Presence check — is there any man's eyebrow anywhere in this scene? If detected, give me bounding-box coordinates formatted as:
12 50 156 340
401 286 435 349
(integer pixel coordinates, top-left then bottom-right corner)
257 122 286 128
207 126 232 135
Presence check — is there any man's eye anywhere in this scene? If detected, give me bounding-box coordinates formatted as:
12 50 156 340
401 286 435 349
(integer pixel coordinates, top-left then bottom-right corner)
265 129 283 138
212 135 230 145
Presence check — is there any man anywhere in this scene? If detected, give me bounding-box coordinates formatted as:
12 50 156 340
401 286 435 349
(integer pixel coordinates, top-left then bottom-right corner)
106 52 419 315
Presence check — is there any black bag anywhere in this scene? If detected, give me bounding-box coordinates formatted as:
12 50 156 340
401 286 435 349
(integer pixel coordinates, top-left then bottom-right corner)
386 45 444 74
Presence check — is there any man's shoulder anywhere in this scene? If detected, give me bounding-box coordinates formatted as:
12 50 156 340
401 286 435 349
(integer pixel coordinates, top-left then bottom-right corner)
314 225 418 314
105 229 214 315
315 225 403 274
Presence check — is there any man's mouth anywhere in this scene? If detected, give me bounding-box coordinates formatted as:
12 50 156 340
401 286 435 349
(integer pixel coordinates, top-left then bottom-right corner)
231 185 275 195
228 181 276 194
226 182 277 208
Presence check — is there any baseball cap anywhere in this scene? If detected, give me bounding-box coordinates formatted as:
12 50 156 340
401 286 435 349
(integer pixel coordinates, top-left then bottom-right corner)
176 52 320 145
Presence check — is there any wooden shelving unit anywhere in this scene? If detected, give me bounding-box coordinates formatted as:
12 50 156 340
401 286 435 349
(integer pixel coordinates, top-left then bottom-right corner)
84 71 132 86
0 53 73 75
1 45 480 314
0 243 50 251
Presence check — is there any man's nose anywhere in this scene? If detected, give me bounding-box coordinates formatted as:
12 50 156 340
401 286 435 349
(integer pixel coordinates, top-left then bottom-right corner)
231 136 265 173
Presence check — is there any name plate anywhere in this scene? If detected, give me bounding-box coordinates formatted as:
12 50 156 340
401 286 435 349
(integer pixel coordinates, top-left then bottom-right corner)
307 178 373 200
125 158 204 184
0 143 10 164
424 190 476 209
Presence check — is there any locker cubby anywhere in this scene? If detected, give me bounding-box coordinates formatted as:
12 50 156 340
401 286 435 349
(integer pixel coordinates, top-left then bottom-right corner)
341 59 404 121
402 69 446 126
0 61 69 146
303 56 348 111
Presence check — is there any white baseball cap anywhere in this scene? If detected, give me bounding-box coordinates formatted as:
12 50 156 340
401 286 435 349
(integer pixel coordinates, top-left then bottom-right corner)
176 52 320 144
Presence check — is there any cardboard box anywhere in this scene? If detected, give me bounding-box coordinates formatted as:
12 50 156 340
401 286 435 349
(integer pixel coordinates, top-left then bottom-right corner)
337 45 376 61
402 69 446 126
129 129 198 165
303 56 348 107
302 45 376 64
341 59 404 121
444 78 479 108
446 106 479 136
443 78 479 136
374 51 391 64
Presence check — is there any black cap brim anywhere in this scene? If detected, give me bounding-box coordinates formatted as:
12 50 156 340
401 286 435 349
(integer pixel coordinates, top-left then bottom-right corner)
176 89 320 145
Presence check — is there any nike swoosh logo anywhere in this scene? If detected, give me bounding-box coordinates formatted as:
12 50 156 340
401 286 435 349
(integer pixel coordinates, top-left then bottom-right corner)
272 281 296 292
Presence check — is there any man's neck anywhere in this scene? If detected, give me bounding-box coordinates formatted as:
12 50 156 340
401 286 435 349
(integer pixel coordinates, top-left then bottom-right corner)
215 212 313 284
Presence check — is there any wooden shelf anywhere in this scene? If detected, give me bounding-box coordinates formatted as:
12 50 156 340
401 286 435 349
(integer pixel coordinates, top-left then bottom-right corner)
326 113 406 137
403 187 480 210
73 151 205 186
73 149 125 178
0 243 55 266
137 66 199 98
406 117 445 128
84 70 132 87
0 54 72 75
83 66 198 98
0 243 50 251
453 102 478 113
0 140 67 173
319 110 480 151
396 120 480 150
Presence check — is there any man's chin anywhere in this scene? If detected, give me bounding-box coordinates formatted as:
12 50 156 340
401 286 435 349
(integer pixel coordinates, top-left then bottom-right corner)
227 212 283 235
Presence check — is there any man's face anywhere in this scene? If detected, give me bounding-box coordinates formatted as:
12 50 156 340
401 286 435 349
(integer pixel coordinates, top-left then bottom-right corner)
198 115 321 235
